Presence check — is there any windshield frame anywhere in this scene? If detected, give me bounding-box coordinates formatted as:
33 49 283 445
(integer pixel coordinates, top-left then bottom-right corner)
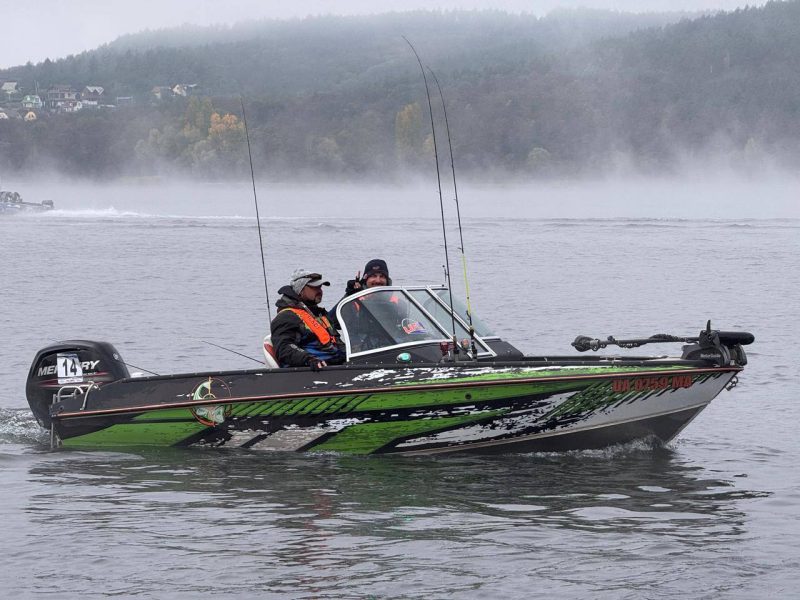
406 288 494 356
416 287 498 343
336 285 497 360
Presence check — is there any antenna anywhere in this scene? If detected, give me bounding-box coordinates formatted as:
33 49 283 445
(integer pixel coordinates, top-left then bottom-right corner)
428 67 478 356
240 96 272 322
403 36 459 352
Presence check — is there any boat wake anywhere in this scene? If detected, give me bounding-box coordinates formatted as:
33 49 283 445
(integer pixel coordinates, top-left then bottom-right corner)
25 208 350 224
0 408 49 446
523 436 674 460
14 207 152 219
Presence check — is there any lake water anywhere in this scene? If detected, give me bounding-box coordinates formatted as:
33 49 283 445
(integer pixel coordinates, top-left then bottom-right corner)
1 179 798 598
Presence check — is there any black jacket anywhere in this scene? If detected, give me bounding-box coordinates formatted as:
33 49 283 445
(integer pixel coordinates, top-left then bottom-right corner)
270 285 346 367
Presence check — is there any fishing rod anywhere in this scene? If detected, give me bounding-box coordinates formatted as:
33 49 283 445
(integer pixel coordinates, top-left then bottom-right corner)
119 361 160 376
427 67 478 357
402 36 460 355
240 95 272 322
201 340 265 365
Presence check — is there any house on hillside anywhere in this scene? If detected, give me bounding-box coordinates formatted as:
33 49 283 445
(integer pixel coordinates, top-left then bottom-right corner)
81 86 105 107
24 111 37 122
0 111 9 120
21 95 43 110
171 83 199 97
46 85 81 112
1 81 20 101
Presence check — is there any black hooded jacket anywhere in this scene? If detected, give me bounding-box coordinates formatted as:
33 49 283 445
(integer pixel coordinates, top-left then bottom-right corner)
270 285 346 367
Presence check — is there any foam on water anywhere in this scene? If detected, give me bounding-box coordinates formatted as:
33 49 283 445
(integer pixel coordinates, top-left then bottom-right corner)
0 407 49 446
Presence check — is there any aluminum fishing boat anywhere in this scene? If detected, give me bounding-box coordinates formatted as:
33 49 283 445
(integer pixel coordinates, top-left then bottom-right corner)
26 285 753 454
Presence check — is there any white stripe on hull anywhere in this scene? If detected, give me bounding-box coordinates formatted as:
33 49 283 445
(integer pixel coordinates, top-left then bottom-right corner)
396 401 712 455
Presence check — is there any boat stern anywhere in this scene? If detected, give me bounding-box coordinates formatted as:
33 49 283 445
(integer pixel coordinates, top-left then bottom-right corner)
26 340 130 429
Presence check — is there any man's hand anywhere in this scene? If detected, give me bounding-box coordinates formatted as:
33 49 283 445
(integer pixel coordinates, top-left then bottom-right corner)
308 358 328 371
345 271 363 296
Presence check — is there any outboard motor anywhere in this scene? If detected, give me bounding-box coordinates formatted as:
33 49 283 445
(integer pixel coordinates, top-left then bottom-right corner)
26 340 129 429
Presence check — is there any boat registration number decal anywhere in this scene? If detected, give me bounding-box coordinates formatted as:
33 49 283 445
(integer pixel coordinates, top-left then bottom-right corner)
57 353 84 384
611 375 693 393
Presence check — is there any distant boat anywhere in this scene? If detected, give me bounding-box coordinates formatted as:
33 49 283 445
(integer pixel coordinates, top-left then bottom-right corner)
0 190 54 214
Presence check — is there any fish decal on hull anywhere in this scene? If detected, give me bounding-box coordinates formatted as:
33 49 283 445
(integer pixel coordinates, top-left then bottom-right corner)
190 378 232 426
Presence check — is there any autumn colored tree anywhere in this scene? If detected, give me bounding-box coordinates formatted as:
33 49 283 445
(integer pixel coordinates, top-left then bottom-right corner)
394 102 424 169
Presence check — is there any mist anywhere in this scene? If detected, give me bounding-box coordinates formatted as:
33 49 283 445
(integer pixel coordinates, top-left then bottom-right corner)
0 0 768 69
5 172 798 220
3 6 800 186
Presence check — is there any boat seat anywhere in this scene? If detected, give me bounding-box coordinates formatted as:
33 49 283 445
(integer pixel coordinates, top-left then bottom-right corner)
263 335 280 369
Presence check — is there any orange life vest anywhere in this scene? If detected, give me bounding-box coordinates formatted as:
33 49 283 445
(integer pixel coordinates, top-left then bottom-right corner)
281 307 336 346
351 293 400 313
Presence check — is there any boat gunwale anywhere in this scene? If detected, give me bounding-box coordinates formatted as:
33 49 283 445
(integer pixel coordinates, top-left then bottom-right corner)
52 364 742 421
46 355 730 386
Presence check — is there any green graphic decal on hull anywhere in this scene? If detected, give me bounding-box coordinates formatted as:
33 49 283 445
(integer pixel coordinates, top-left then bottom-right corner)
309 410 507 454
543 372 717 421
62 420 207 447
409 364 691 386
351 381 582 412
131 408 194 421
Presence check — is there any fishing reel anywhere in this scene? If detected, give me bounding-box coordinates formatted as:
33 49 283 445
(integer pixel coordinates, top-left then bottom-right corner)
438 339 476 363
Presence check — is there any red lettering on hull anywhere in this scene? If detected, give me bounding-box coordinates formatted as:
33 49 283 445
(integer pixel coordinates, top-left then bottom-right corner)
612 374 694 393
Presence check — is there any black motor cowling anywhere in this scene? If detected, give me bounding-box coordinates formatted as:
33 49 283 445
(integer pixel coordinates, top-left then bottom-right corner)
681 328 754 367
26 340 129 428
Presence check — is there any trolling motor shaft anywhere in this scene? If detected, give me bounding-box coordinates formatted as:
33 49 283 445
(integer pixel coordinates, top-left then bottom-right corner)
572 322 754 367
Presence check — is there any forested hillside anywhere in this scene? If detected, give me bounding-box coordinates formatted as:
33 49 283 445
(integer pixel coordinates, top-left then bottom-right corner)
1 3 798 180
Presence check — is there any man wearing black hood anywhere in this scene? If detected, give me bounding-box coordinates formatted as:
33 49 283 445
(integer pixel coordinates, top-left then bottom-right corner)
329 259 393 332
270 269 346 370
343 258 392 296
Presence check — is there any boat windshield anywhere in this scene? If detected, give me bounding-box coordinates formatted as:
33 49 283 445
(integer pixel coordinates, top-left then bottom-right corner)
338 289 447 355
425 289 494 337
409 289 495 340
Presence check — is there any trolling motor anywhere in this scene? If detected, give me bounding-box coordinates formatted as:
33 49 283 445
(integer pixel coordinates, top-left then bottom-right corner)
572 321 754 367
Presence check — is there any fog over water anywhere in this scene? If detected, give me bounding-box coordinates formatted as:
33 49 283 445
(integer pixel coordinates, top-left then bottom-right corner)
4 173 799 220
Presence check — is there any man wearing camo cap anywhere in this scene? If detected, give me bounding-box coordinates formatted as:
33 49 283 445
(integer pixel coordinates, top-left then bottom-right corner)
269 268 346 370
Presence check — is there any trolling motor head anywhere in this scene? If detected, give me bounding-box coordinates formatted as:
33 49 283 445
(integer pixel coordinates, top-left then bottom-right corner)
681 321 754 366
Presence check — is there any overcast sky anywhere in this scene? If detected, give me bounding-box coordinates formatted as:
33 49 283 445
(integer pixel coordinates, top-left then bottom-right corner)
0 0 766 69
